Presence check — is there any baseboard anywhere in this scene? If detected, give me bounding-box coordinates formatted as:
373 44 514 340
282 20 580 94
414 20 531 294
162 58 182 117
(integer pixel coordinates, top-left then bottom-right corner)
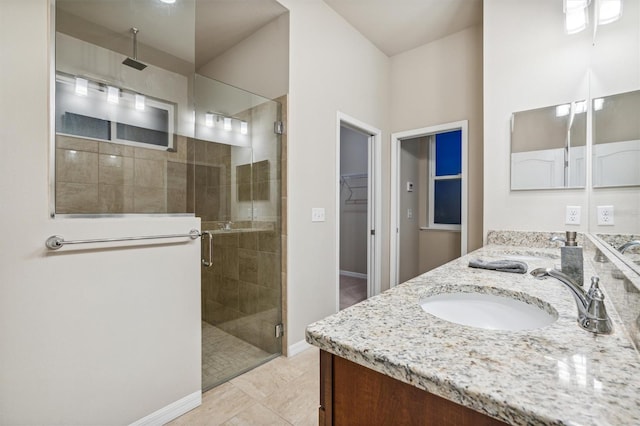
129 390 201 426
339 270 367 279
288 339 312 357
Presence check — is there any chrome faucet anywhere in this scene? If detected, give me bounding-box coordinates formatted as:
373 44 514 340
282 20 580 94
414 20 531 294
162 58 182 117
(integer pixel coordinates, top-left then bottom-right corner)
549 234 567 244
530 268 613 334
618 240 640 254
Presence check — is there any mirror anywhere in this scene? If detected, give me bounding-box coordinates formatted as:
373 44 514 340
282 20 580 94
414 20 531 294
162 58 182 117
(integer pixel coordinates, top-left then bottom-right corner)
510 101 587 190
592 89 640 188
588 0 640 275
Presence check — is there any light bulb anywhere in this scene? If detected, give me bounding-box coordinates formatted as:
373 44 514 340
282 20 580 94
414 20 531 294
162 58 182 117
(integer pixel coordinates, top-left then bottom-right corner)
107 86 119 104
593 98 605 111
223 117 232 131
556 104 571 117
598 0 622 25
75 77 88 96
240 121 248 135
573 100 587 114
135 94 145 111
565 7 588 34
205 113 214 128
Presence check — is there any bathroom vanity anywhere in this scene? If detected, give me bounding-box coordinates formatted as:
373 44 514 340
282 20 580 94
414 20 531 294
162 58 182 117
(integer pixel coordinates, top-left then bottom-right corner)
306 233 640 425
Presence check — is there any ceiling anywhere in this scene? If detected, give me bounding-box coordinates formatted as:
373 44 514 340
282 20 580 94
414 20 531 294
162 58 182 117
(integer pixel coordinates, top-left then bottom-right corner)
56 0 483 69
56 0 288 69
324 0 483 56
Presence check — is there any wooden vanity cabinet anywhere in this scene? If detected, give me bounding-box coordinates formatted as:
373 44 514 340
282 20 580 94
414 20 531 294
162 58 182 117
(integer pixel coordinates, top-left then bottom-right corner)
319 350 508 426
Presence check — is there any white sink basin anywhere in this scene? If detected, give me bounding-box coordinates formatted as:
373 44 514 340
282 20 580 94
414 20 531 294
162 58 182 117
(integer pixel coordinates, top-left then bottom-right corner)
419 292 556 331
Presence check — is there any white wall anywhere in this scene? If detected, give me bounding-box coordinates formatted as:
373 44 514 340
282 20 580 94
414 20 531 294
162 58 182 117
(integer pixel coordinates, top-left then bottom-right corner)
198 13 289 100
276 0 390 350
390 25 484 260
484 0 640 236
0 1 200 424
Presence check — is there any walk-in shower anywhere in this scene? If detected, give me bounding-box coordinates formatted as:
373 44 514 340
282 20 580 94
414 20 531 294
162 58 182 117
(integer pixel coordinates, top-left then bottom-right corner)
54 0 286 393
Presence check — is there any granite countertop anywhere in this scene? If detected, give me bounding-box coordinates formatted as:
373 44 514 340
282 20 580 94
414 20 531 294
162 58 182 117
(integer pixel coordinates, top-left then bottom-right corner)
306 245 640 426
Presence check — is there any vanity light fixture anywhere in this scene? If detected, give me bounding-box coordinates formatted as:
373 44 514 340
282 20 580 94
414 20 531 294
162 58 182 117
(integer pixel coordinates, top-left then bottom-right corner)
240 121 248 135
223 117 232 131
205 112 215 128
107 86 119 104
556 104 571 117
74 77 88 96
564 0 623 35
135 94 145 111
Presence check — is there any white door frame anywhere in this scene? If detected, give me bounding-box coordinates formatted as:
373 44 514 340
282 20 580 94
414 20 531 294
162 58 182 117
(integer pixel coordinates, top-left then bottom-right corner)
390 121 468 287
336 111 382 311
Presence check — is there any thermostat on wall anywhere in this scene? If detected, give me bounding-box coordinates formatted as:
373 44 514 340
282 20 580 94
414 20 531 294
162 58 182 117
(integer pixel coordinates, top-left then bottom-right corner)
406 182 414 192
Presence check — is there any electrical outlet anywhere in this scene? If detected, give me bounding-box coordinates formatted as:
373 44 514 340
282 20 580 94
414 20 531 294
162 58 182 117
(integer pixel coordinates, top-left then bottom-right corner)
311 207 325 222
597 205 615 226
565 206 581 225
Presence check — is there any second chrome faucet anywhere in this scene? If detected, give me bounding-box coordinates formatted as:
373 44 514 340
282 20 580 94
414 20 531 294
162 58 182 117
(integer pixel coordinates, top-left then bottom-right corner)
531 268 613 335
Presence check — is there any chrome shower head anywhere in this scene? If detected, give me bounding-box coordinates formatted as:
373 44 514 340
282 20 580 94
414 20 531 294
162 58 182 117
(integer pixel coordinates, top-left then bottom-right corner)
122 27 147 70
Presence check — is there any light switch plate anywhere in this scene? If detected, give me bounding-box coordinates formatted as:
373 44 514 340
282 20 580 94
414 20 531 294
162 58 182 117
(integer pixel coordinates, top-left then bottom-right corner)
311 207 325 222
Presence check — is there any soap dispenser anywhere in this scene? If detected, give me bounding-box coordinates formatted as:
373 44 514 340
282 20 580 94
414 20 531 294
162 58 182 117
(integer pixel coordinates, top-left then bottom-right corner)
560 231 584 287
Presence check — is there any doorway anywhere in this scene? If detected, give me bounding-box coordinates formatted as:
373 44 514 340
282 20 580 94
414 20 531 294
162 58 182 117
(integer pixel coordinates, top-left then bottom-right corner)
390 121 468 287
336 113 382 311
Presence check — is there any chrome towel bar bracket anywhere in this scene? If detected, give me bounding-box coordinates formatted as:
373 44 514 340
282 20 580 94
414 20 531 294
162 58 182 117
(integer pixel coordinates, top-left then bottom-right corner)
45 229 201 250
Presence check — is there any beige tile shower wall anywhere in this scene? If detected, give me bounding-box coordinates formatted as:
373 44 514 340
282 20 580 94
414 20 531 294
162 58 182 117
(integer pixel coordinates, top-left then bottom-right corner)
201 229 281 354
188 138 232 222
55 135 188 214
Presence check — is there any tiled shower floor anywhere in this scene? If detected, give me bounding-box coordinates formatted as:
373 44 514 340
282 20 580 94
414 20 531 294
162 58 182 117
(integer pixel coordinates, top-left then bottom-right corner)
202 321 276 391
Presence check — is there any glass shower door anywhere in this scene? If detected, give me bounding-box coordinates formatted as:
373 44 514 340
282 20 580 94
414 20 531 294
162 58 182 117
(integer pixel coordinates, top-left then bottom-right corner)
190 75 282 390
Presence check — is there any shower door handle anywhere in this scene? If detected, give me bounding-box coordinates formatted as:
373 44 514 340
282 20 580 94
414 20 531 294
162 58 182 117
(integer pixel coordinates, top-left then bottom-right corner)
201 231 213 267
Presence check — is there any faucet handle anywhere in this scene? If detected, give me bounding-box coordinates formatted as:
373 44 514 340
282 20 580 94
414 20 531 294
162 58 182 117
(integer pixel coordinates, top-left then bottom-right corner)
587 276 603 299
583 276 613 334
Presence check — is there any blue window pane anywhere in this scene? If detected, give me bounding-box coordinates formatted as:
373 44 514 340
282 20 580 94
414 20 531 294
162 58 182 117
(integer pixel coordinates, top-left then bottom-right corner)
434 179 461 225
435 130 461 176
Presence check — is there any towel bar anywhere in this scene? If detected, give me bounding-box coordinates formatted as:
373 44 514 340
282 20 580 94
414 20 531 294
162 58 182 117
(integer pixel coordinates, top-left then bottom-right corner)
45 229 201 250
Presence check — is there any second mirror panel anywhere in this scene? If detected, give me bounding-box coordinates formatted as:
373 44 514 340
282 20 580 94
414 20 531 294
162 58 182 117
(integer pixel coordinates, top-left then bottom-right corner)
510 101 587 190
593 89 640 188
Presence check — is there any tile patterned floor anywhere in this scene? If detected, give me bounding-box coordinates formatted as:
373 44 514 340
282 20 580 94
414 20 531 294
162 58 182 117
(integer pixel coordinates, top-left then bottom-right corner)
169 346 320 425
339 274 367 310
202 322 275 391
